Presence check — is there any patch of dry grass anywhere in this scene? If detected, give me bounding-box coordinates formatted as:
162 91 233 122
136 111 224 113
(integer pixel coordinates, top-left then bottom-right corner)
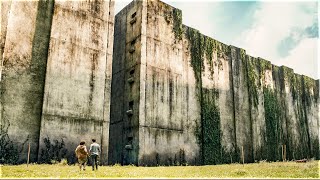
1 160 319 178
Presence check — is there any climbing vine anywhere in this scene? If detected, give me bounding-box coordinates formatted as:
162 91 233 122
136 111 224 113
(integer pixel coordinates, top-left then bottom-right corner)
259 58 272 83
263 87 282 161
172 8 183 40
186 27 224 165
186 28 205 82
281 67 302 101
202 89 221 165
246 57 259 108
303 76 319 106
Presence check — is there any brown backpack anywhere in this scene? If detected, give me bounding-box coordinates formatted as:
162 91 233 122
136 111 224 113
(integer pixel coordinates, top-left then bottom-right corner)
77 146 87 159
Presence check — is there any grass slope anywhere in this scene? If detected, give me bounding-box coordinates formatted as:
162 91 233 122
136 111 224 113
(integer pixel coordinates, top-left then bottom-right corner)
1 161 319 178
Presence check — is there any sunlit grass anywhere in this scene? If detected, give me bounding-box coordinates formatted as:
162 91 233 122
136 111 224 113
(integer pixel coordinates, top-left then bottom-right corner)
1 160 319 178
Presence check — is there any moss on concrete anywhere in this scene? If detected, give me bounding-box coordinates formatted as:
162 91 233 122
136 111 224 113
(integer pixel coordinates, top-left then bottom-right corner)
201 88 221 165
186 27 230 165
246 57 259 108
186 27 205 82
263 87 282 161
172 8 182 40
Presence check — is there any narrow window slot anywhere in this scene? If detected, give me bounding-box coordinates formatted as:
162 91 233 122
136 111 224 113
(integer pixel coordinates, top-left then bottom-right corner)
131 12 136 18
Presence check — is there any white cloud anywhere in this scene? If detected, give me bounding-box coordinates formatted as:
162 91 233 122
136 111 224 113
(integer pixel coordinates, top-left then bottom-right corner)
167 2 220 38
276 38 318 79
115 0 131 14
235 2 314 59
233 2 318 79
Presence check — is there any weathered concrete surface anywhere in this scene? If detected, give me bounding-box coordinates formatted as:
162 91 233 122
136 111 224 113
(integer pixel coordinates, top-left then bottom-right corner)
1 0 54 163
246 56 267 161
38 0 114 164
110 0 201 165
140 0 186 166
279 67 309 160
303 78 319 159
302 77 319 159
230 48 253 163
109 0 143 165
0 0 12 81
111 0 319 166
181 27 201 165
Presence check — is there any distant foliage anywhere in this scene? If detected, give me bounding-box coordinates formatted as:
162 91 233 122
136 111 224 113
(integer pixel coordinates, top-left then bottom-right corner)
39 137 67 164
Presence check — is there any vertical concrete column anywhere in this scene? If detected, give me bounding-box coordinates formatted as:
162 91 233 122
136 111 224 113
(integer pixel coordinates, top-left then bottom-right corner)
247 57 268 161
101 0 115 165
39 0 114 164
301 76 319 159
230 46 253 163
1 0 54 163
303 78 319 159
181 29 201 165
279 66 309 160
0 0 12 82
109 6 128 165
109 0 143 165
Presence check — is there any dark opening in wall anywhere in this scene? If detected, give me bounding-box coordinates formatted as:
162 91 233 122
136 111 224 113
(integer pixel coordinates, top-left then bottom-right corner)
129 101 134 110
131 39 136 45
130 69 135 75
131 12 136 18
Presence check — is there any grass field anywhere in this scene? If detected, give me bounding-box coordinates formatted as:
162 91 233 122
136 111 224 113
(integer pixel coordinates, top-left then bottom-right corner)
1 161 319 179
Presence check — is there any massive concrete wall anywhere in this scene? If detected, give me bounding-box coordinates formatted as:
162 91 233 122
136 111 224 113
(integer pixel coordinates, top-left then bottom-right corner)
140 0 189 166
110 0 319 166
109 1 143 165
1 0 54 163
38 0 114 164
1 0 114 164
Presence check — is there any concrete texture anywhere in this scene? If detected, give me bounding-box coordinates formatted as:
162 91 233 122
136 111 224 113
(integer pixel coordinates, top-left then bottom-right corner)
1 0 53 163
38 0 114 164
110 0 319 166
1 0 318 166
1 0 114 164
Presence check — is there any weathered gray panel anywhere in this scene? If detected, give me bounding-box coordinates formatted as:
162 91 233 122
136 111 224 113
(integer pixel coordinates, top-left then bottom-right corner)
109 0 142 165
1 0 54 163
230 47 253 163
39 0 114 164
139 126 184 166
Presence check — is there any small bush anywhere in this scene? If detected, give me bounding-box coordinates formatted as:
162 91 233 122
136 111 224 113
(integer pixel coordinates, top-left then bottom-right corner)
39 137 68 164
0 124 19 164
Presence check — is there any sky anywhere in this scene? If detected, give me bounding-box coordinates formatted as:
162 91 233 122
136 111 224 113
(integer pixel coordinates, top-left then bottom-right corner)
115 0 319 79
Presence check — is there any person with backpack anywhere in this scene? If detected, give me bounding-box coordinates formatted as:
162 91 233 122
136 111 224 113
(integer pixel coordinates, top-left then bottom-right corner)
89 139 101 171
75 141 89 171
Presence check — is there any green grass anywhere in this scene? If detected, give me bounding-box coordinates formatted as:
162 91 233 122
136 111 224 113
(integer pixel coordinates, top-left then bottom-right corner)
1 161 319 178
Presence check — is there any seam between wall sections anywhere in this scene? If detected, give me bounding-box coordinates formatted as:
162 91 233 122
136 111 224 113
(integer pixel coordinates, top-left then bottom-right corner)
244 54 254 162
101 0 113 163
36 0 55 162
230 46 238 162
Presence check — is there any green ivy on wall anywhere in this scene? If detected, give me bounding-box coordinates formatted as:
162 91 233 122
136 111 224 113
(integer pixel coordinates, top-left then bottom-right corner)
186 27 225 165
202 89 221 165
172 8 183 40
246 56 259 108
263 87 282 161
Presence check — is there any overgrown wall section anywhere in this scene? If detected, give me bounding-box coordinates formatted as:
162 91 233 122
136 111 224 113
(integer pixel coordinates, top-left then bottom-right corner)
111 0 319 166
39 0 114 164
